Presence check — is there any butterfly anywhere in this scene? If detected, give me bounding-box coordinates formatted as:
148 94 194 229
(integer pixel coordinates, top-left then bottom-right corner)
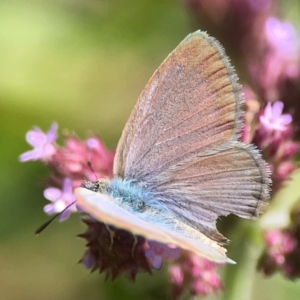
75 30 271 263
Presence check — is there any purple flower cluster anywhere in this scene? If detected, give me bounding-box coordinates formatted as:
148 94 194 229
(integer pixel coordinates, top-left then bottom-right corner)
20 123 221 297
79 219 152 280
19 123 114 219
260 17 300 102
258 228 300 279
144 241 181 270
169 253 223 299
254 101 298 192
184 0 300 282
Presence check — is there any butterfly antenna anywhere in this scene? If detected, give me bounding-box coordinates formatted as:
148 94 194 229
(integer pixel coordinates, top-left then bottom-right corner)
87 161 98 181
35 201 76 235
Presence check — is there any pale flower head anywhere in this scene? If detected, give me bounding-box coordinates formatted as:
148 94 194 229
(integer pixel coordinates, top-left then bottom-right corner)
260 101 292 132
19 122 58 162
43 177 76 221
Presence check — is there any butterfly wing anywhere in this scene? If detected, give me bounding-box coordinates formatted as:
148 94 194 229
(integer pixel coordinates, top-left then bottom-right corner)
76 30 271 262
143 143 271 244
112 30 270 247
113 30 243 180
75 188 235 263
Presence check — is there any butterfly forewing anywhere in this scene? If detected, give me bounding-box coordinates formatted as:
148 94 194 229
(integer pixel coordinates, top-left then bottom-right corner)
113 31 243 180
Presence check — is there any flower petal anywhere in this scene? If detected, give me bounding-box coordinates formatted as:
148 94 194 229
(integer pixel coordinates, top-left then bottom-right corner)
26 130 46 147
46 122 58 143
44 204 55 215
44 187 62 201
272 101 284 119
264 102 273 120
279 114 292 125
152 256 163 269
62 178 73 195
19 149 41 162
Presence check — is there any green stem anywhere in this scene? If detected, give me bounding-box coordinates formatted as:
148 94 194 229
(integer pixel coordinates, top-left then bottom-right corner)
221 222 262 300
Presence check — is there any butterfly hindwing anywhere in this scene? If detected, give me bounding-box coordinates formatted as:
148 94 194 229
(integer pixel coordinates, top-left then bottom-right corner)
143 142 270 244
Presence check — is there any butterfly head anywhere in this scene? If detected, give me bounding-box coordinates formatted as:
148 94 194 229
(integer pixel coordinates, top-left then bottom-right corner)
81 178 109 193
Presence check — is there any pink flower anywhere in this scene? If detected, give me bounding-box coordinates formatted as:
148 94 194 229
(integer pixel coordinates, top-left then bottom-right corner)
19 122 58 162
262 17 300 93
52 136 114 184
265 17 299 60
43 178 76 221
253 100 297 191
259 228 300 278
169 265 184 285
276 161 296 181
188 254 223 296
260 102 292 131
20 123 115 220
265 229 296 257
169 253 223 299
145 241 181 269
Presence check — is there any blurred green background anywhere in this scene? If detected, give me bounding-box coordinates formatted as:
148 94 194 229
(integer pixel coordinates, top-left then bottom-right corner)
1 0 300 299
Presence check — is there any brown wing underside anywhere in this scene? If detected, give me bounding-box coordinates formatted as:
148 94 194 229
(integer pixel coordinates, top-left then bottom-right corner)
144 143 271 244
113 31 243 180
112 30 270 245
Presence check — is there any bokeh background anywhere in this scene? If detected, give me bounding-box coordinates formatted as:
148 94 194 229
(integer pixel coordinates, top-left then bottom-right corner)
1 0 300 299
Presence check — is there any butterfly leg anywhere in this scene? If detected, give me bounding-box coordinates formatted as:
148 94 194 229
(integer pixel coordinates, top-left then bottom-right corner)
104 224 115 250
131 235 138 257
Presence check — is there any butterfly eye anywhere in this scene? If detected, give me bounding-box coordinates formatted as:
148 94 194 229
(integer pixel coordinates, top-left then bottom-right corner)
137 200 145 210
